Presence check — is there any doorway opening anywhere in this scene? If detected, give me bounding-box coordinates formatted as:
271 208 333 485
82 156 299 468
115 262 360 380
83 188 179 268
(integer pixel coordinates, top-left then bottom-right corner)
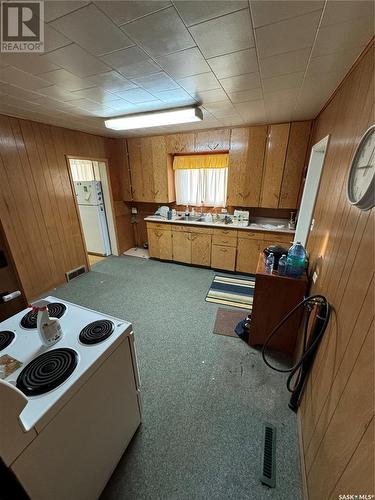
67 158 119 267
295 135 330 246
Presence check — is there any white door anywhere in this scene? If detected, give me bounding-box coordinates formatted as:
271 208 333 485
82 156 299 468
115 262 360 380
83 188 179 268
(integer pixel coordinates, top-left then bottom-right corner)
78 205 111 256
295 135 329 246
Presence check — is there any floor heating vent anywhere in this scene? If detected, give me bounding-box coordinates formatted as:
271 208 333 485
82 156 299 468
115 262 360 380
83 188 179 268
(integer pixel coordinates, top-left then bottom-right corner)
261 424 276 488
65 265 86 282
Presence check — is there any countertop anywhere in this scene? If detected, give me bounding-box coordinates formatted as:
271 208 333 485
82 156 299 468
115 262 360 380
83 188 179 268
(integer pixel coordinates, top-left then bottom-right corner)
144 216 296 235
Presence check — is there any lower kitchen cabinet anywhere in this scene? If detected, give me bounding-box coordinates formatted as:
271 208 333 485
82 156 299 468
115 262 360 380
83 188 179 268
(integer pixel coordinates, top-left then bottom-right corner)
147 226 172 260
236 238 262 274
211 245 236 271
191 233 211 266
172 230 191 263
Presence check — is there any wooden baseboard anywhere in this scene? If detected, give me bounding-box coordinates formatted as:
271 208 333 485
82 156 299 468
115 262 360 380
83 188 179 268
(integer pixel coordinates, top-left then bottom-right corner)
297 411 309 500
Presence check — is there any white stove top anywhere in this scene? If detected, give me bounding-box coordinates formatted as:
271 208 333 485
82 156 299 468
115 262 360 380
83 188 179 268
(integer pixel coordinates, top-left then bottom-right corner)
0 296 132 431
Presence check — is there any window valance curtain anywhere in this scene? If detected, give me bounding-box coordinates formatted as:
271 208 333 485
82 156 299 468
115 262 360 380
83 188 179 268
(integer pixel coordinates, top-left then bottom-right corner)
173 153 229 170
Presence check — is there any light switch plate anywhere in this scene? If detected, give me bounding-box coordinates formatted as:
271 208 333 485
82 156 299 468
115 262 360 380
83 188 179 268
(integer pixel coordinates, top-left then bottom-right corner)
131 207 138 214
312 271 318 283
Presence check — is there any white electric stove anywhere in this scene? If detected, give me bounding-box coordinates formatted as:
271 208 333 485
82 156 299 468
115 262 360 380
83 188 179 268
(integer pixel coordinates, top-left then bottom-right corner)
0 297 141 500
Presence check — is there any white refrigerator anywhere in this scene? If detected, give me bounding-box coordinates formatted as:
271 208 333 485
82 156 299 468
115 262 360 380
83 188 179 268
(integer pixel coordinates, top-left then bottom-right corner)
74 181 111 256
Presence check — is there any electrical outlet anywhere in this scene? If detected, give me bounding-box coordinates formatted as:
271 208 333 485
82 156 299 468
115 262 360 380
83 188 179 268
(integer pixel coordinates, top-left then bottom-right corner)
312 271 318 283
131 207 138 214
310 218 315 231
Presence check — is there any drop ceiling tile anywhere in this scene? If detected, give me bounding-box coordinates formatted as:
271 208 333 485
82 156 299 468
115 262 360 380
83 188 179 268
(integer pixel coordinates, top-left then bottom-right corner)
119 60 161 78
263 72 304 93
101 46 161 78
72 99 114 116
115 88 159 103
148 87 194 104
155 47 210 79
203 100 237 118
82 71 137 92
0 66 52 90
131 72 179 92
0 54 59 75
190 9 254 58
105 102 139 115
307 47 363 77
321 0 374 27
71 87 122 105
194 88 228 103
122 7 195 57
43 44 110 78
43 24 71 53
234 99 266 122
265 88 298 103
250 0 324 28
208 48 258 79
312 16 373 58
255 11 321 59
36 85 82 102
178 72 220 93
51 4 134 56
95 1 170 25
259 48 310 78
0 83 43 101
133 101 170 113
174 0 247 27
220 73 260 93
37 69 94 91
44 1 88 22
227 87 263 103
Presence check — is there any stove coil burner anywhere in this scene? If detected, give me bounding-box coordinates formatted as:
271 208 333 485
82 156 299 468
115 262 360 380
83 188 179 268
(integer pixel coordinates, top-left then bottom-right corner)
16 348 78 396
0 331 15 351
79 320 115 345
20 303 67 329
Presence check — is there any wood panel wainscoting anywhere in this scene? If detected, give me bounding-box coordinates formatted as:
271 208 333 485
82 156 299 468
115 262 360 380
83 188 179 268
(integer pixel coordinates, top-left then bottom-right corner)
299 41 374 500
0 115 134 300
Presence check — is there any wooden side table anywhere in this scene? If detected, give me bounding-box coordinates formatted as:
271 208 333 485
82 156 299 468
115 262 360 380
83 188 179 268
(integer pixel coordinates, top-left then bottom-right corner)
248 253 308 357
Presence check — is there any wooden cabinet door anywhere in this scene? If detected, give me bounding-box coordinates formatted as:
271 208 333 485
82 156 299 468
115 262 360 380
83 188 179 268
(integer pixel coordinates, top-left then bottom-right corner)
194 128 230 152
172 231 191 263
211 245 236 271
150 136 168 203
260 123 290 208
191 233 211 266
279 121 311 208
158 230 172 260
147 227 160 258
165 133 195 153
227 126 267 206
236 239 261 274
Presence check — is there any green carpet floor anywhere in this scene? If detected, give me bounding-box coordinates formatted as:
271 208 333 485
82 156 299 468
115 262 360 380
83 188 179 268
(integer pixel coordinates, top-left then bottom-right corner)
50 256 302 500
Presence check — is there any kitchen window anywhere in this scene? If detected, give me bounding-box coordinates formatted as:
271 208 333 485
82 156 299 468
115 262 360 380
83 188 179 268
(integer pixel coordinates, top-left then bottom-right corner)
173 153 228 207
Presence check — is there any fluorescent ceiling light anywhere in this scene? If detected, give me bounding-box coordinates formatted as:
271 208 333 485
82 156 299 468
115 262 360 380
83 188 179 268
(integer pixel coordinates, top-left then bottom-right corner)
104 106 203 131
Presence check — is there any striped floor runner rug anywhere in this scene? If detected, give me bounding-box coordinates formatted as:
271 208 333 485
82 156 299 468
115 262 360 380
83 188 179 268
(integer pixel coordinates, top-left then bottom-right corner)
205 275 256 310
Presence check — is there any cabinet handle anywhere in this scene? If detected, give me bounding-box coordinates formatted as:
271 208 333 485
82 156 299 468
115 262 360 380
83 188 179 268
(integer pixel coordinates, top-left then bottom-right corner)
220 248 227 253
208 143 220 150
151 189 159 196
238 192 244 199
222 240 228 244
243 191 250 199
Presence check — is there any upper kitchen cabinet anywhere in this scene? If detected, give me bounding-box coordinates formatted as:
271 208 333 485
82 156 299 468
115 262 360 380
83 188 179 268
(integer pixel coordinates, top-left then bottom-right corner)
278 121 311 208
227 126 268 207
127 136 175 203
260 123 291 208
194 129 231 152
165 133 195 154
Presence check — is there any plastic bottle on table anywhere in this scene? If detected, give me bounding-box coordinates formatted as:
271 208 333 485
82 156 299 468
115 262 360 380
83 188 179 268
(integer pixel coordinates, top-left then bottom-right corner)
265 253 274 274
278 254 287 276
286 241 306 278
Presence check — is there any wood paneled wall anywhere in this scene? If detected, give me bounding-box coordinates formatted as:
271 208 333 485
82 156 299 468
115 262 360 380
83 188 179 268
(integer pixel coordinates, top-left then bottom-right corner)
300 42 374 500
0 115 133 300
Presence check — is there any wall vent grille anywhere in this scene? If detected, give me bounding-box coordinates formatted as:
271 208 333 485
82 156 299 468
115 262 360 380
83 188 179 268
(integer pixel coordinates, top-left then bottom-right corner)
65 265 86 282
261 424 276 488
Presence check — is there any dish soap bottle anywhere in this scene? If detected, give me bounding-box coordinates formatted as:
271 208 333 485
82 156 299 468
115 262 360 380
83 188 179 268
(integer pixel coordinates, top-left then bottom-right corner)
35 306 63 346
286 242 306 278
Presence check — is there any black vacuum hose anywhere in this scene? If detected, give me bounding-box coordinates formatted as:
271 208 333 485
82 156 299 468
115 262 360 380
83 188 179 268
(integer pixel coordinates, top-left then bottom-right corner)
261 295 330 407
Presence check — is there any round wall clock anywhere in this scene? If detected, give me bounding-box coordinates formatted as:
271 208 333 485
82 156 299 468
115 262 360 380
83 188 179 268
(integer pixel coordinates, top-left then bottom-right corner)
347 124 375 211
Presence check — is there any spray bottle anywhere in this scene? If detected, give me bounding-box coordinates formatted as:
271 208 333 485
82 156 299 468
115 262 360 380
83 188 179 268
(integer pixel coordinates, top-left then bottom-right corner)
32 305 63 346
